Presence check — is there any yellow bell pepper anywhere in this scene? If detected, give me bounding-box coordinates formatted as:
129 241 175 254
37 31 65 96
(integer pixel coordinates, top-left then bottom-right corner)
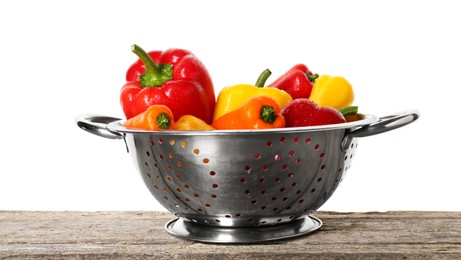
213 84 292 121
174 115 215 131
309 75 355 109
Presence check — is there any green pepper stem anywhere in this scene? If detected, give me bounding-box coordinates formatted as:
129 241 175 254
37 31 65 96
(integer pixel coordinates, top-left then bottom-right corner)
307 73 319 83
339 106 359 116
131 44 161 76
156 112 171 129
255 69 272 88
131 44 173 87
260 105 277 124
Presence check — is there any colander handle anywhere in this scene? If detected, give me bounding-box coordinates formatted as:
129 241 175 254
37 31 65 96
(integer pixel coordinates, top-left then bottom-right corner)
342 110 420 150
76 114 123 140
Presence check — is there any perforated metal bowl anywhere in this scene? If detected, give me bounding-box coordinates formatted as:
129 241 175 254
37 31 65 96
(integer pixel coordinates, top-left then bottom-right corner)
76 110 419 243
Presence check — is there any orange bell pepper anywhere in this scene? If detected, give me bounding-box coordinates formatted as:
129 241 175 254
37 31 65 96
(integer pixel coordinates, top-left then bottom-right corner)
123 104 174 130
212 96 285 130
174 115 214 131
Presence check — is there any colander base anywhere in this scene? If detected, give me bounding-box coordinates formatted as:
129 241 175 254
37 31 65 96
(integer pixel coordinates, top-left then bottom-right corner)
164 215 322 244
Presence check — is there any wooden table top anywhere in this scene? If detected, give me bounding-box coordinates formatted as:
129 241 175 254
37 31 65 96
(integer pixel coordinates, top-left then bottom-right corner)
1 211 460 259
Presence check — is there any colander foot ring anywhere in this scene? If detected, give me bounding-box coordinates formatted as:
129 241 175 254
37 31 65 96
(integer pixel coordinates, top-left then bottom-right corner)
164 215 322 244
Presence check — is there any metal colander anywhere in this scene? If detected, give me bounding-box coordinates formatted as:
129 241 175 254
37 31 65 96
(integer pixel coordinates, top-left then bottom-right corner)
76 110 419 243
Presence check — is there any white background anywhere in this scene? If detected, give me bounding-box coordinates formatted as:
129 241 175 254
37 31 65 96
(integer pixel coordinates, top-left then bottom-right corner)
1 0 459 212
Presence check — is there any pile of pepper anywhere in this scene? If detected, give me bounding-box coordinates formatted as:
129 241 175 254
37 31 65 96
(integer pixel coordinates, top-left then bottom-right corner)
120 45 359 131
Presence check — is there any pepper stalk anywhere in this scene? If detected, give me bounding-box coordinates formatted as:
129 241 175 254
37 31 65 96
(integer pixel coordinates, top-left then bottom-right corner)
255 69 272 88
260 105 277 124
131 44 172 87
156 112 172 129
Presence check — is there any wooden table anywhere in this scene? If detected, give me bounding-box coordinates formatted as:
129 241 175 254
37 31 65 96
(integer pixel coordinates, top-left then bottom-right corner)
1 211 460 259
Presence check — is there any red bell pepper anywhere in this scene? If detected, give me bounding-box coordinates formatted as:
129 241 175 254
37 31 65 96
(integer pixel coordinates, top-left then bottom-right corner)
267 64 318 100
281 99 345 127
121 45 214 124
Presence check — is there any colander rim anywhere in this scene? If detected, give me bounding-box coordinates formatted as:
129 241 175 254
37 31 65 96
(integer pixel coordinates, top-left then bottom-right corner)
107 113 379 136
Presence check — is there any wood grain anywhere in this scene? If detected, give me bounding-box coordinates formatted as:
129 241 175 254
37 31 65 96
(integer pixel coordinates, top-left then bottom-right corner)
1 211 460 259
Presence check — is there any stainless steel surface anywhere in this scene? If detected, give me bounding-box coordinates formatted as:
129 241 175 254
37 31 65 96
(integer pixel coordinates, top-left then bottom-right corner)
165 215 322 243
76 114 123 140
341 110 420 151
76 110 419 243
122 126 355 225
